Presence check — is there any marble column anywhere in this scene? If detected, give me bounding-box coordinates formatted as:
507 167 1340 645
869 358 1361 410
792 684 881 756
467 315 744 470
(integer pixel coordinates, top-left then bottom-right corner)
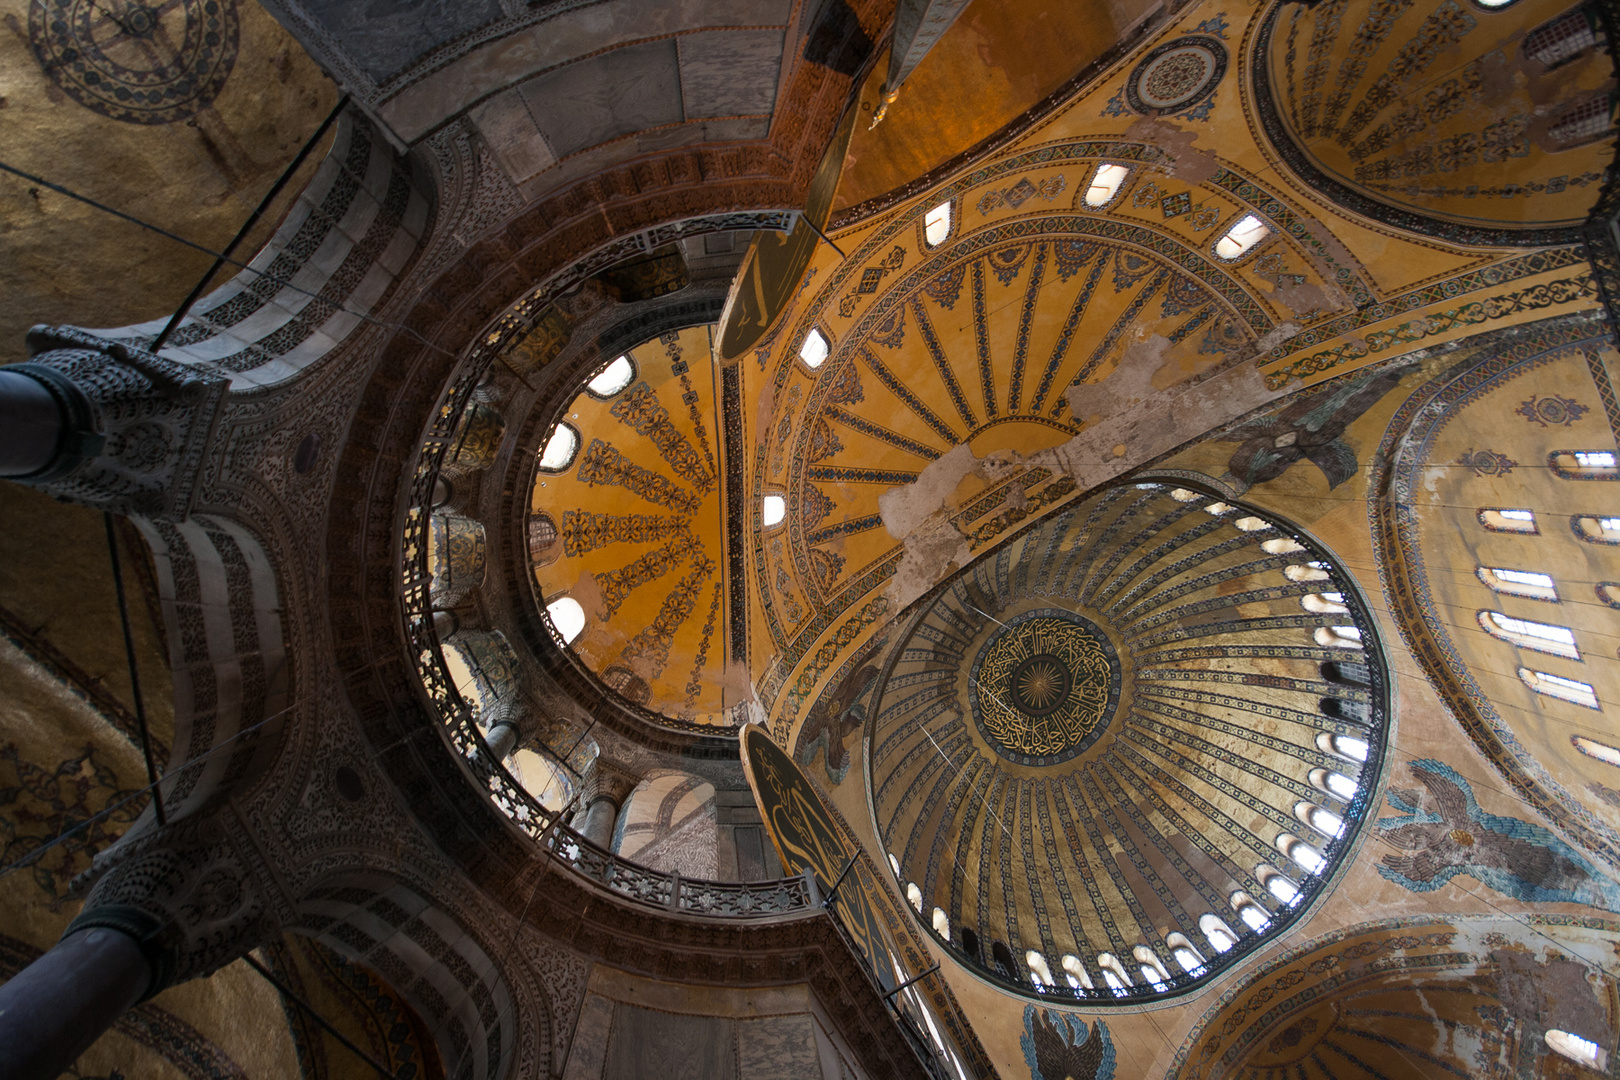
0 925 153 1080
484 720 519 761
579 795 621 849
0 368 72 477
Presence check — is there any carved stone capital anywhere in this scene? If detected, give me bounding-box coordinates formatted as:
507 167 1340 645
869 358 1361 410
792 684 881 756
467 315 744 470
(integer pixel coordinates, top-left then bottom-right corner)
9 325 226 519
580 756 640 808
68 811 278 996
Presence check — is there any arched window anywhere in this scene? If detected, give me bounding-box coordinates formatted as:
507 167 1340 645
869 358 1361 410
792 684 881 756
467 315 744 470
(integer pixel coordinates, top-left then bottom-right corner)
1479 611 1580 659
1545 1029 1608 1069
1321 660 1371 688
1262 537 1307 555
1550 96 1615 149
923 200 953 247
1169 487 1201 502
1204 501 1233 516
761 494 786 528
1574 516 1620 544
1301 591 1349 614
1314 625 1363 648
1597 582 1620 608
1083 163 1130 208
1233 515 1270 532
1574 735 1620 766
1133 945 1170 990
537 422 580 472
1285 562 1331 582
1198 914 1238 954
1166 933 1204 975
960 926 982 962
1523 9 1600 68
528 513 560 565
1478 507 1537 533
991 940 1018 979
586 355 635 397
1276 833 1326 875
1214 214 1270 260
1295 802 1345 840
1310 767 1360 802
1318 732 1370 762
933 907 950 939
799 328 830 369
1521 667 1600 709
1552 449 1620 477
1477 567 1558 601
887 851 901 877
1230 891 1270 932
1026 950 1056 987
906 882 924 913
1258 865 1301 904
1061 953 1095 990
546 596 586 644
1096 952 1131 994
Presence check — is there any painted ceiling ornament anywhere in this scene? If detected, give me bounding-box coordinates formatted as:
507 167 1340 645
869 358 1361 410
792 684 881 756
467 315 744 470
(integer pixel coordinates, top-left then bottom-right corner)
1022 1007 1115 1080
1125 35 1228 116
971 610 1121 765
28 0 240 124
1376 760 1620 911
1456 448 1518 477
1516 393 1589 427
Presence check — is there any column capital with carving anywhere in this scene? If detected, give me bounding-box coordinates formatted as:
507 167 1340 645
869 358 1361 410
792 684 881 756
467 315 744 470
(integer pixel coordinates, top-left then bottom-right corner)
579 756 640 808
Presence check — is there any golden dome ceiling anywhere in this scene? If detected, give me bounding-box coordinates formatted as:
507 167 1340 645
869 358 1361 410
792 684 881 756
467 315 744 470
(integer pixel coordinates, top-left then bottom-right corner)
527 323 736 729
869 481 1387 999
1258 0 1615 241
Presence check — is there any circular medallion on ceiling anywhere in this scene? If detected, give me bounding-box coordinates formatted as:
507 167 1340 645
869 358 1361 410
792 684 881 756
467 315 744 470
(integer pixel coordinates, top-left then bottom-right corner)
1126 36 1226 115
28 0 240 125
971 609 1121 765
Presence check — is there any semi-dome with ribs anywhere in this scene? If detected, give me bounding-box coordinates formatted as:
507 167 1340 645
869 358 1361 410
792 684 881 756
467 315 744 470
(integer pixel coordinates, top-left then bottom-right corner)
867 480 1388 1001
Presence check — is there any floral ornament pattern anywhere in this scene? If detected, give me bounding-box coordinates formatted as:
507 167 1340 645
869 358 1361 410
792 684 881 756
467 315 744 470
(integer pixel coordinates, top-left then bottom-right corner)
1376 759 1620 910
1456 449 1518 477
1022 1007 1115 1080
1515 394 1590 428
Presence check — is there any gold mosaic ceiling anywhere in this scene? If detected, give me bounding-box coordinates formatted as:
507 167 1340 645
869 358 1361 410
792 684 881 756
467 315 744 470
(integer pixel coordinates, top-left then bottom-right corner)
527 325 734 728
869 481 1387 997
1262 0 1615 237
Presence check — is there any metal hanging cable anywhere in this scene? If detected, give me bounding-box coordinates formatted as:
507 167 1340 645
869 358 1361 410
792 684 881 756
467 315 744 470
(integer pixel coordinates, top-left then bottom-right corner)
243 952 401 1080
103 511 166 826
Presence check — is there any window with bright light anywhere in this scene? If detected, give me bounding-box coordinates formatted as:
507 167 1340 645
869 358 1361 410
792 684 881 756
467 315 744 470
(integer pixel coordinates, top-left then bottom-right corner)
1546 1029 1607 1070
1297 802 1345 839
1215 214 1270 260
1083 163 1130 208
1521 668 1600 709
1170 488 1201 502
924 201 952 246
1574 735 1620 766
538 423 580 471
1318 733 1370 762
933 907 950 939
799 328 829 369
1263 537 1307 555
1061 954 1094 990
1277 834 1326 875
587 355 635 397
1478 567 1559 601
1204 501 1233 515
761 494 786 528
1479 508 1538 533
546 596 586 644
1234 515 1270 532
1480 611 1580 659
1574 516 1620 544
887 851 900 876
1230 891 1270 932
907 882 924 912
1026 950 1055 986
1199 913 1238 953
1561 450 1620 471
1301 591 1349 615
1097 953 1130 994
1310 767 1360 801
1285 562 1331 582
1315 625 1363 648
1166 934 1204 974
1262 868 1301 904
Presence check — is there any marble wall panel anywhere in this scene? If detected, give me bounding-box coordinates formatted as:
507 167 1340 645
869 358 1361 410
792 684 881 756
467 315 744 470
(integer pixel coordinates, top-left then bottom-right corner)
603 1005 737 1079
520 41 684 160
302 0 503 81
678 30 787 118
471 89 558 184
737 1013 825 1079
562 991 615 1079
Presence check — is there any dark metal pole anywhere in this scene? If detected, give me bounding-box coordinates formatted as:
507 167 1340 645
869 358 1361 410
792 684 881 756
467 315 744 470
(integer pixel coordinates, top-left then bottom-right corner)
152 95 349 351
103 512 165 826
244 953 399 1080
820 856 859 908
882 963 941 1003
802 213 848 259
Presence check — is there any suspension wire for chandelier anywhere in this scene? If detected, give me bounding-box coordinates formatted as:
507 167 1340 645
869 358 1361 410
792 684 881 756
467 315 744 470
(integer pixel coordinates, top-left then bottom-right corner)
243 952 402 1080
103 512 166 827
152 94 350 351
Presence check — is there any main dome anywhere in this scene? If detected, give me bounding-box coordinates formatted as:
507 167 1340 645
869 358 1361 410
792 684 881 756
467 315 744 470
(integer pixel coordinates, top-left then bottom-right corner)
868 480 1388 1001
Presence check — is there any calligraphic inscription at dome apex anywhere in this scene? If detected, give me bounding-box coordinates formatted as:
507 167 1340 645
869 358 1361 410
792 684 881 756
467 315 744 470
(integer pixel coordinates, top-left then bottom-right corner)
972 611 1120 765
